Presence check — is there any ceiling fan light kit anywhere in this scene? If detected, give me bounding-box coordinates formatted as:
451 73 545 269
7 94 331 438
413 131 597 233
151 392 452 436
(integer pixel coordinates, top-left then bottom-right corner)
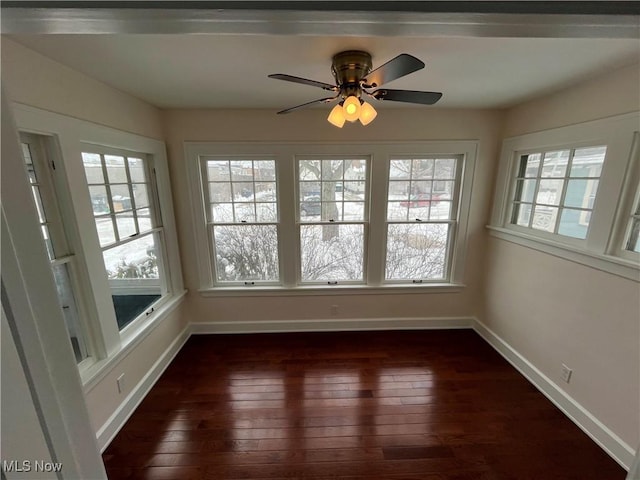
269 50 442 128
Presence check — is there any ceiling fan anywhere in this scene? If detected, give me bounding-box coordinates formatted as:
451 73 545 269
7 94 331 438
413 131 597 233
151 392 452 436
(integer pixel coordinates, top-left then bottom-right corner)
268 50 442 128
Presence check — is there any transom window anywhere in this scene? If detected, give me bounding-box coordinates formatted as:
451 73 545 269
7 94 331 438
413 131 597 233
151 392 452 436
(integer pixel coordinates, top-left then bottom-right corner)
297 158 368 283
203 158 279 284
386 157 461 281
511 146 606 240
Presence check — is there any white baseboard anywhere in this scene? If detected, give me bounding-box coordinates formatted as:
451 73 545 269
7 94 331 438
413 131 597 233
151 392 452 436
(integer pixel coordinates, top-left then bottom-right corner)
95 325 190 452
189 316 474 334
473 318 635 470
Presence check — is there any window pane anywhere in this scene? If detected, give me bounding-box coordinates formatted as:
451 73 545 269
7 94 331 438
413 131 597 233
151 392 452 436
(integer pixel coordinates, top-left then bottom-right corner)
115 213 137 238
430 200 451 220
211 203 234 222
557 208 589 239
300 200 321 219
385 223 448 280
133 183 150 209
52 263 88 363
30 185 47 223
388 181 410 201
301 181 321 198
433 181 454 201
343 202 365 221
521 154 541 178
103 233 160 280
255 182 276 201
128 158 147 182
514 203 532 227
254 160 276 181
300 224 363 282
344 181 366 200
82 153 105 184
434 159 456 179
412 158 434 178
105 155 128 183
89 186 110 214
389 160 411 179
234 204 256 222
209 182 232 203
322 160 343 180
531 206 558 232
230 160 253 181
387 202 408 221
570 146 606 178
233 182 254 201
137 208 153 233
515 179 537 203
213 225 279 282
541 150 569 177
110 184 132 211
564 179 598 210
207 160 230 181
300 160 321 180
41 224 55 260
536 179 564 206
256 203 277 222
95 216 116 246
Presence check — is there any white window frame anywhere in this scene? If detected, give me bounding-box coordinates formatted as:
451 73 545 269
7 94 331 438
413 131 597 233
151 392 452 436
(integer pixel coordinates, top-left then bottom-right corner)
384 155 464 284
186 141 477 296
296 155 371 286
12 103 185 386
201 155 281 286
489 112 640 281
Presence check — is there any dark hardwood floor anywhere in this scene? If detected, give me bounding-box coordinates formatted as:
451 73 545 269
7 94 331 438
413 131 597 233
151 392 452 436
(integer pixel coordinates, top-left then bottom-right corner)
103 330 625 479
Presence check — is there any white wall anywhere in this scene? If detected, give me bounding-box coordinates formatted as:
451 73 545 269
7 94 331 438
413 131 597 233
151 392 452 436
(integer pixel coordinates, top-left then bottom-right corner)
1 38 188 443
163 108 503 326
483 63 640 452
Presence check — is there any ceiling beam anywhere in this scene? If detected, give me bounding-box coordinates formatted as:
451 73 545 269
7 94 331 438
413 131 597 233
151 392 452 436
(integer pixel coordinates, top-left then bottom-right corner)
2 4 639 38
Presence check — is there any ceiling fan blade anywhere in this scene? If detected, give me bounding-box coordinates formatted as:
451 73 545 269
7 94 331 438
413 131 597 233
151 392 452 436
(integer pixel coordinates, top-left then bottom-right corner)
276 96 339 115
371 89 442 105
363 54 425 88
268 74 338 91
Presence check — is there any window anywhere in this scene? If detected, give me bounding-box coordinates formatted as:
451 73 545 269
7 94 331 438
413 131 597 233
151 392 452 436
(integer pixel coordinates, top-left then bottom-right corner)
203 158 279 284
510 146 606 240
385 157 462 282
82 148 167 331
187 141 477 293
21 133 91 364
489 112 640 280
297 158 368 283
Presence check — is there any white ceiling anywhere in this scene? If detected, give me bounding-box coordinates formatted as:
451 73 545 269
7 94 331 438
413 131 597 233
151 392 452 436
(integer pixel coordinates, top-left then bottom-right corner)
9 33 640 110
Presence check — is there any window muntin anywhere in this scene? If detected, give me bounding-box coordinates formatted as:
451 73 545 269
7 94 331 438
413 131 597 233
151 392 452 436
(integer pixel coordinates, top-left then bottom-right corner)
22 137 90 363
510 146 606 240
82 150 166 331
297 158 368 283
385 157 461 282
203 159 279 284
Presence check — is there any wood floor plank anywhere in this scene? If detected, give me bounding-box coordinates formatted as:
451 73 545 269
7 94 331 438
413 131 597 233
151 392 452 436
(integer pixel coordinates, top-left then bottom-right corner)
103 330 625 479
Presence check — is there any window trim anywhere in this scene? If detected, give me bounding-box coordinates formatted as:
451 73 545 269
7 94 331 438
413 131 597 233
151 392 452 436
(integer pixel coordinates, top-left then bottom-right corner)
186 140 477 294
13 103 185 386
489 111 640 281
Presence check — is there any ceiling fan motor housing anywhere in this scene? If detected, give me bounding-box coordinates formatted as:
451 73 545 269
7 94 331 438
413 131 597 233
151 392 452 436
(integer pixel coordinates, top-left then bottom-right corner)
331 50 372 98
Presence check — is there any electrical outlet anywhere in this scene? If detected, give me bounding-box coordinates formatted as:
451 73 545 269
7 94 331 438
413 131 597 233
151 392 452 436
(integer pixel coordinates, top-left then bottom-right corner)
331 305 339 316
116 373 125 393
561 364 572 383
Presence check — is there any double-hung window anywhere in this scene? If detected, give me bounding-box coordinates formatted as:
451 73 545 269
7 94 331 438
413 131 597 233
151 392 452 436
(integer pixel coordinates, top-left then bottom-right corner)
385 156 462 282
297 158 368 284
203 158 279 285
510 146 606 240
490 112 639 280
21 133 91 364
82 147 167 331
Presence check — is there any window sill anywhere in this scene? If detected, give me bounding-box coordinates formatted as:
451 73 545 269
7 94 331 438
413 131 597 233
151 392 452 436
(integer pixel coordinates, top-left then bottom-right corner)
198 284 465 297
487 225 639 281
81 290 187 393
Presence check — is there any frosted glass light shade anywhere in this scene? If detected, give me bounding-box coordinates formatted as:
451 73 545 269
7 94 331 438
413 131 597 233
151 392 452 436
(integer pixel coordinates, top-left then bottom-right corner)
359 101 378 125
327 104 346 128
342 96 361 122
